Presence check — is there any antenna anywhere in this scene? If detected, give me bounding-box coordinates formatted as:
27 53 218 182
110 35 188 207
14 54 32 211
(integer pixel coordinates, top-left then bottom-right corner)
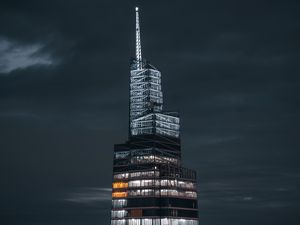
135 7 142 69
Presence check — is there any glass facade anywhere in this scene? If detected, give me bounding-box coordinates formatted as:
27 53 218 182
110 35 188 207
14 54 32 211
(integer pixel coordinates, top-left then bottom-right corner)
112 219 198 225
112 199 127 208
111 7 199 225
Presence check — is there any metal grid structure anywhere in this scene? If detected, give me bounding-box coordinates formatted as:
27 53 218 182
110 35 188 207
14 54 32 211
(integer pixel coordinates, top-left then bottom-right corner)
129 8 180 139
110 7 199 225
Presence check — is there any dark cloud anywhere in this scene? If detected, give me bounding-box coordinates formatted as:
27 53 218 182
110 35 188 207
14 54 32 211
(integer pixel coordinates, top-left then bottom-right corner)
64 187 112 204
0 0 299 225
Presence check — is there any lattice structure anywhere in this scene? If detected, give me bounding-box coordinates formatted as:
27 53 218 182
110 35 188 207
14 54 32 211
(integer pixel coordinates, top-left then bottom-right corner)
130 7 180 138
110 7 199 225
135 7 142 70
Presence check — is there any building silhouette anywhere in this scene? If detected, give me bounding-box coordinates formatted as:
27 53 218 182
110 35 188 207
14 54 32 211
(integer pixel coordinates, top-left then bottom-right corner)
111 7 199 225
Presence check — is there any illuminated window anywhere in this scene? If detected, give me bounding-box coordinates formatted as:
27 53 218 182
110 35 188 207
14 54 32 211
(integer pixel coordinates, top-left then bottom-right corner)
128 189 155 197
142 219 152 225
159 189 197 198
178 181 195 189
111 210 127 218
160 189 178 197
127 179 196 191
160 179 176 187
115 151 129 159
161 218 168 225
128 219 141 225
112 199 127 208
130 172 141 178
129 180 140 187
130 170 159 178
114 173 129 180
183 191 197 198
129 179 161 188
131 155 178 165
160 218 199 225
112 191 127 198
142 180 154 186
111 219 126 225
113 182 128 189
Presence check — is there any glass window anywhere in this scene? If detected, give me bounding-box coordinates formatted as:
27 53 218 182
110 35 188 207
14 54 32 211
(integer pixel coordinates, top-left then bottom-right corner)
184 191 197 198
129 180 155 187
128 219 141 225
115 151 129 159
112 199 127 208
111 219 126 225
156 219 198 225
142 219 152 225
161 218 169 225
178 181 196 189
130 172 141 178
113 182 128 189
130 170 159 178
152 219 160 225
111 210 127 218
114 173 129 180
141 180 153 186
112 191 127 198
160 179 176 187
128 189 155 197
129 180 141 187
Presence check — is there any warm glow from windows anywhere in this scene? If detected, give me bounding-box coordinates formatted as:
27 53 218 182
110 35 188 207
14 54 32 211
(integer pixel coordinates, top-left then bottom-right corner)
112 191 127 198
113 182 128 189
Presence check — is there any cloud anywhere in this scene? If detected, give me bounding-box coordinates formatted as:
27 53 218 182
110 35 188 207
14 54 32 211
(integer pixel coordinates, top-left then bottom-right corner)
0 38 54 74
191 135 241 146
64 187 112 204
0 111 41 119
199 179 294 211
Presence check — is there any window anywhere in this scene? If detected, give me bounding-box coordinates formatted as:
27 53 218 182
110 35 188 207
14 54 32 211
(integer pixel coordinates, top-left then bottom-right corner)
141 189 154 196
114 173 129 180
128 189 155 197
183 191 197 198
113 182 128 189
142 219 152 225
141 180 154 186
159 189 197 198
160 179 176 187
115 152 129 159
178 181 195 189
130 172 141 178
160 219 198 225
160 189 178 197
111 219 126 225
129 179 162 188
152 219 161 225
169 209 178 217
161 218 169 225
130 170 159 178
112 199 127 208
111 210 127 218
128 219 141 225
112 191 127 198
128 180 141 187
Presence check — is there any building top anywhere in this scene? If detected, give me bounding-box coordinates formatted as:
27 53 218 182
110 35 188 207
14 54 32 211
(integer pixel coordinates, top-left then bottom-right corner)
129 7 180 139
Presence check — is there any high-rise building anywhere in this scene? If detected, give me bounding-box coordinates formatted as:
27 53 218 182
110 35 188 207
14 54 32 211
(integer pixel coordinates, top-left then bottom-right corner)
111 7 199 225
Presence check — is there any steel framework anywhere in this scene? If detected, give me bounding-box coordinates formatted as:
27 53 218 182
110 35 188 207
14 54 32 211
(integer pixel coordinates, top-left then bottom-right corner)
110 7 199 225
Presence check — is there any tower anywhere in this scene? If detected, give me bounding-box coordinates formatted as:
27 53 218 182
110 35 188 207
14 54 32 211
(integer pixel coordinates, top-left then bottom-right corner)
111 7 199 225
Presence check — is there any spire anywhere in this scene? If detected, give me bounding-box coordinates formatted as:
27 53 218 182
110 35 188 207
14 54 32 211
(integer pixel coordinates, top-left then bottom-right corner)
135 7 142 70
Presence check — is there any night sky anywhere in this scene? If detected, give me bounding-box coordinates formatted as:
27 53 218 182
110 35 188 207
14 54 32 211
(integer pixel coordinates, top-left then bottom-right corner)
0 0 300 225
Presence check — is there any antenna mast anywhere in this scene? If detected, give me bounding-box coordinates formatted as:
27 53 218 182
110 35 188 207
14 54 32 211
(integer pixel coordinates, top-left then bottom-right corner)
135 7 142 70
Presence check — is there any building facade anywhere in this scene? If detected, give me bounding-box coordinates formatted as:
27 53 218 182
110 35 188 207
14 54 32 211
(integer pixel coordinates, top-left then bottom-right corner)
110 7 199 225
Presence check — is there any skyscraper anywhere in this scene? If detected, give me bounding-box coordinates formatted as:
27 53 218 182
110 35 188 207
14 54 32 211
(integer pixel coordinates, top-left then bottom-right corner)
111 7 199 225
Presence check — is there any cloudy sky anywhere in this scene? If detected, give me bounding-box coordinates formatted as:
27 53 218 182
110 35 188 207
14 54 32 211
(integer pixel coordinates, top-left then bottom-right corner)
0 0 299 225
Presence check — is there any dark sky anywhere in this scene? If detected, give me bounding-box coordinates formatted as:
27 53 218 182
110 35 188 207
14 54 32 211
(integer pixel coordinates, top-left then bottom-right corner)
0 0 300 225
